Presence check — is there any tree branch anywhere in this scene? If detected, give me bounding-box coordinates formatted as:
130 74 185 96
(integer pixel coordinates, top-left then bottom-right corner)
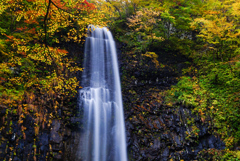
106 0 122 18
0 105 7 108
51 1 78 16
44 0 51 46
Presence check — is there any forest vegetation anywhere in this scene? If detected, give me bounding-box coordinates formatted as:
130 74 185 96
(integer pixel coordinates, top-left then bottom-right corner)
0 0 240 160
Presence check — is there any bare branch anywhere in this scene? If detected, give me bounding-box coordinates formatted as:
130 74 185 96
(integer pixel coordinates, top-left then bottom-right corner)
0 105 7 108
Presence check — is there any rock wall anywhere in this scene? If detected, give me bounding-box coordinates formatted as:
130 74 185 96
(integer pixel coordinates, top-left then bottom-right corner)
120 42 225 160
0 40 226 161
0 42 84 161
124 100 225 161
0 99 82 161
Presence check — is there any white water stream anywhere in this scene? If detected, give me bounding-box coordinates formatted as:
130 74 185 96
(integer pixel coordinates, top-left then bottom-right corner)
79 26 127 161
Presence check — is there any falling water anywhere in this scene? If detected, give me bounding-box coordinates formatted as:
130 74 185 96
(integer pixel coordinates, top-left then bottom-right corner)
79 25 127 161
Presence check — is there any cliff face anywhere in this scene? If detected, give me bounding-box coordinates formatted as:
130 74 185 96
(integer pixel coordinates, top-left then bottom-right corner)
124 98 225 161
119 43 225 161
0 42 83 161
0 41 225 161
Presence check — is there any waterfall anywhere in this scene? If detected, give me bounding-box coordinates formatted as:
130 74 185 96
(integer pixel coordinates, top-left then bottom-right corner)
79 25 127 161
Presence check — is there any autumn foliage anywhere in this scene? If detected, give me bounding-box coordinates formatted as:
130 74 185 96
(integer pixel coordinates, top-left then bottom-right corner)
0 0 107 106
0 0 240 160
0 0 107 159
109 0 240 156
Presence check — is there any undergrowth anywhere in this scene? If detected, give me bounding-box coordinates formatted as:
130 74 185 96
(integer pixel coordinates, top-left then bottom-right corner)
164 53 240 158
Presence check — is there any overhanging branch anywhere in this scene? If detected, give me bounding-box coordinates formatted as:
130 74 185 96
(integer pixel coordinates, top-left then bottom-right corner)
51 1 79 16
44 0 51 46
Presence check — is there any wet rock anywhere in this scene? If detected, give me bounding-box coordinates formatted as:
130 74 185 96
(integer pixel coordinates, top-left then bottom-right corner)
162 147 169 161
125 100 226 160
23 115 34 127
23 143 33 159
52 120 61 131
125 121 134 130
52 143 61 152
58 109 62 117
50 131 63 144
132 117 141 125
176 126 181 133
0 108 6 116
25 127 34 143
154 119 162 129
152 137 161 151
147 121 154 129
173 135 182 148
50 120 63 144
0 143 6 158
70 117 81 124
208 135 215 148
13 157 21 161
40 145 48 154
40 133 49 146
63 127 72 137
199 126 207 136
126 128 133 147
53 152 62 160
